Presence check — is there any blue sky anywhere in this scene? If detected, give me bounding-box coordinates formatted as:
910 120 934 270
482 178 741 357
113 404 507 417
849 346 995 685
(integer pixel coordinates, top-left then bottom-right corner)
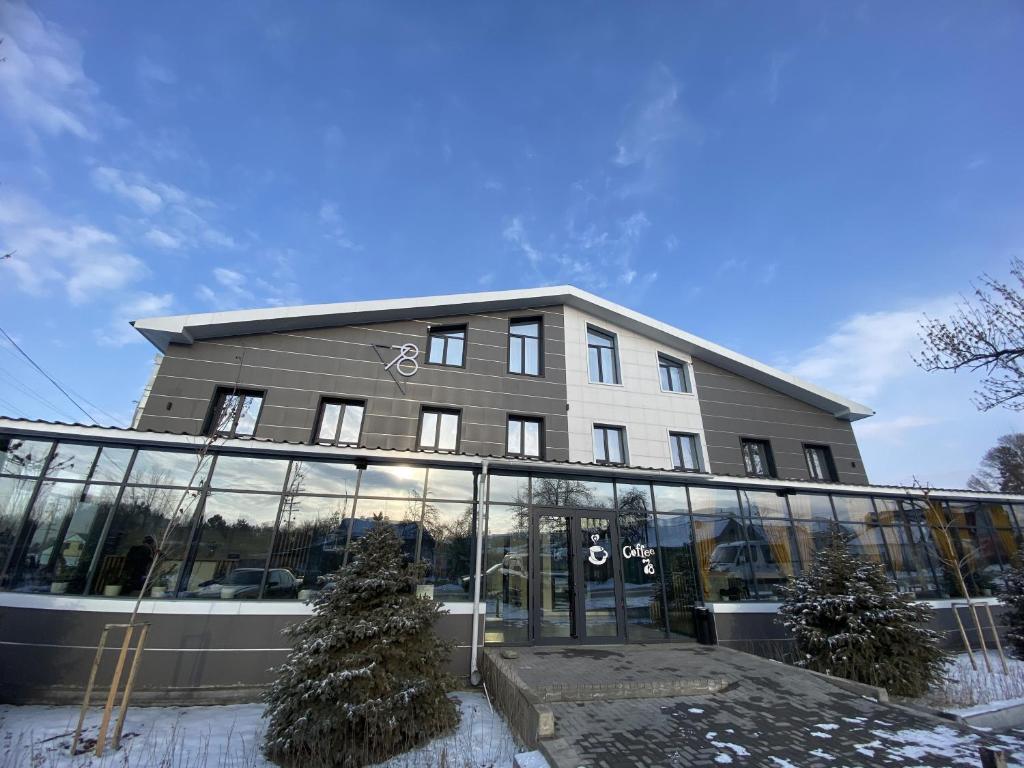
1 1 1023 487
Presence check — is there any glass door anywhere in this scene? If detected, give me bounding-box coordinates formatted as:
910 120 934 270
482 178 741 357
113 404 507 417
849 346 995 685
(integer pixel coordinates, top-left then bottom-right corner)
532 511 625 643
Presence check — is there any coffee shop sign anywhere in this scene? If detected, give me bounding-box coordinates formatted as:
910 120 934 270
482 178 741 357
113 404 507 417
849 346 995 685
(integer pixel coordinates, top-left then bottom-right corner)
622 542 656 575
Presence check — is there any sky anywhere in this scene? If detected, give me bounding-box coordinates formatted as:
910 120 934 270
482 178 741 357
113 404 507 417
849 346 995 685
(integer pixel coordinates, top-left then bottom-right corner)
1 1 1023 489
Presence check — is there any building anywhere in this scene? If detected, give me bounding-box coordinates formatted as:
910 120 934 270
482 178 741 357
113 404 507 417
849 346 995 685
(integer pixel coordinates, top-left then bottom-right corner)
0 286 1020 703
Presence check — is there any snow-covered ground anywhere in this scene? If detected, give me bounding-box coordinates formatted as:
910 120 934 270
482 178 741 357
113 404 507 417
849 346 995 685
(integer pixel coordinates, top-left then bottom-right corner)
923 651 1024 713
0 692 519 768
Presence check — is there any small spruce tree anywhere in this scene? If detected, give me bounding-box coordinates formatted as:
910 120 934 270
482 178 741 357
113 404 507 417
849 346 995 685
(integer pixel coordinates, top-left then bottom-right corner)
778 526 948 697
998 558 1024 658
263 517 459 768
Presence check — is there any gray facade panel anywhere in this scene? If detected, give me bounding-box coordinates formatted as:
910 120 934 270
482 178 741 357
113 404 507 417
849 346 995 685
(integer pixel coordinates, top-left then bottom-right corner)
137 307 570 461
692 358 869 484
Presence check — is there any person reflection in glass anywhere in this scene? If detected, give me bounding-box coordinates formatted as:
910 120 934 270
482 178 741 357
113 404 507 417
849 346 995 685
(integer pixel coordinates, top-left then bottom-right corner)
123 535 157 595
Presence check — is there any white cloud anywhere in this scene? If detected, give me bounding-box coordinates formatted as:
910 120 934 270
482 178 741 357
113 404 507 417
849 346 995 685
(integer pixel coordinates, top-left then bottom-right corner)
197 255 301 311
856 415 941 443
0 191 145 303
766 51 795 106
137 57 176 87
144 228 182 249
613 66 700 169
92 166 164 214
787 299 953 402
483 179 504 192
317 200 361 250
0 2 101 143
96 292 175 346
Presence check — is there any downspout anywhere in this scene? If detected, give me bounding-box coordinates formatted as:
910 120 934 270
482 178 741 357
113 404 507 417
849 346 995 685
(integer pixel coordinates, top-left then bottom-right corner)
469 459 489 685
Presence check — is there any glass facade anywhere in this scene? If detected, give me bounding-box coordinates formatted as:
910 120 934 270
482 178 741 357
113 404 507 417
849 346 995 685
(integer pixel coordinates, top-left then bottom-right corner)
2 434 1023 628
0 438 477 601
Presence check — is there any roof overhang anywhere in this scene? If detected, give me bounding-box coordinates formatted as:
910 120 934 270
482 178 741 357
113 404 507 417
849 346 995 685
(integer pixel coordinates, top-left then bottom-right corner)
131 285 874 421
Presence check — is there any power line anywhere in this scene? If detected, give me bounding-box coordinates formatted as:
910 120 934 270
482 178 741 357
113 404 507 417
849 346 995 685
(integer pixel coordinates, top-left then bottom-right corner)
0 327 98 423
0 335 126 426
0 365 78 421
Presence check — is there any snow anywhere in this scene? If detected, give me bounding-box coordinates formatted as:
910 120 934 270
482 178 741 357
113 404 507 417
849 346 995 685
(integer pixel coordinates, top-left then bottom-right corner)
924 651 1024 712
0 692 519 768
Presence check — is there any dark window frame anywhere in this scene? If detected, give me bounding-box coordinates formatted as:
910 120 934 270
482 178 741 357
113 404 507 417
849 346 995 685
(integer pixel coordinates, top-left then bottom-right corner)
425 325 468 368
586 325 621 385
740 438 776 478
507 316 544 377
205 387 266 438
312 397 366 447
418 407 462 452
506 415 545 459
803 444 838 482
669 432 702 472
593 423 628 465
658 353 691 393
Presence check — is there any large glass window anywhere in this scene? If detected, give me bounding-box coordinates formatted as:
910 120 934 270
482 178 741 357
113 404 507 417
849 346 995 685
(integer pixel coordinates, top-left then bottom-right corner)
90 447 134 484
128 449 212 488
268 494 352 599
593 425 626 465
655 512 699 638
426 468 476 501
488 474 530 505
669 433 701 471
688 488 754 601
181 492 281 598
209 388 264 437
509 318 541 376
788 493 835 571
45 443 98 480
94 483 201 597
587 327 620 384
658 355 690 393
618 508 665 640
0 438 52 477
286 460 359 496
359 464 425 498
419 409 460 451
484 504 529 643
314 399 365 446
4 482 120 595
427 326 466 367
419 501 474 602
532 476 613 508
0 475 38 586
740 490 797 594
507 416 542 458
209 455 289 492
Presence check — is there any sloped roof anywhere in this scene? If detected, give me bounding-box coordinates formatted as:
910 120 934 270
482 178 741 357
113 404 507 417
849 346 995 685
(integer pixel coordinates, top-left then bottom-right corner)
131 285 874 421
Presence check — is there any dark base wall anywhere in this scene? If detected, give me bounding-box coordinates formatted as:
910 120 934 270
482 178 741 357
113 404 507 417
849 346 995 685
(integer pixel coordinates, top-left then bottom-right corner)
712 602 1008 661
0 603 479 705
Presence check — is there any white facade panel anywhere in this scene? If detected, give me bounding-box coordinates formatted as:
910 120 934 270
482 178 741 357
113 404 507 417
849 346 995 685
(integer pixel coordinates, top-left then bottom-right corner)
563 305 711 470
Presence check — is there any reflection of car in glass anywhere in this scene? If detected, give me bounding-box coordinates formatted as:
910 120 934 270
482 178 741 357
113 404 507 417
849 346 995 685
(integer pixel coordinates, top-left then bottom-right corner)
707 541 788 600
191 568 298 599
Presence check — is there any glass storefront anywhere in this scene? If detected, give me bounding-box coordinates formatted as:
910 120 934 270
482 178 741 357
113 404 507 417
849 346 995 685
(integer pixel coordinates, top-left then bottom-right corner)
2 434 1023 644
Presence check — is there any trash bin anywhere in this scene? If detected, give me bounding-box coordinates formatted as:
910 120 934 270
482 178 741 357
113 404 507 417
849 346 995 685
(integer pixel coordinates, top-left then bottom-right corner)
693 607 717 645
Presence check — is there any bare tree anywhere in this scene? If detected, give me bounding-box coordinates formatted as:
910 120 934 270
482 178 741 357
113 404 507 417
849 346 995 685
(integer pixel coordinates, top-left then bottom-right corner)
916 257 1024 411
967 433 1024 493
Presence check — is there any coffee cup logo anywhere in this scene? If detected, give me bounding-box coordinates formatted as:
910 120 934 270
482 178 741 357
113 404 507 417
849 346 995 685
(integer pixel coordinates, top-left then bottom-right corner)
587 533 609 566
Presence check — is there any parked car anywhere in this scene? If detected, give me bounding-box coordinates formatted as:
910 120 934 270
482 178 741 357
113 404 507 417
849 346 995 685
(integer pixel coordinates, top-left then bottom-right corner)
191 568 299 599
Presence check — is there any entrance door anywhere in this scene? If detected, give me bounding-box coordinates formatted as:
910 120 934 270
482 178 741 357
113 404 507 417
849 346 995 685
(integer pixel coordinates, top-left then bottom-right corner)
532 511 625 643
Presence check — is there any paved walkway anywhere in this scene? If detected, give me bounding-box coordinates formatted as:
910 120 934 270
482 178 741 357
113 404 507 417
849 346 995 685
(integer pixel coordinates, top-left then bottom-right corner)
491 644 1024 767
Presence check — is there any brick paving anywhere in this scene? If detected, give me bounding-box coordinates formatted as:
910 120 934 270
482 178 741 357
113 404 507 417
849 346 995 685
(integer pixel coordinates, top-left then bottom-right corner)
497 644 1024 767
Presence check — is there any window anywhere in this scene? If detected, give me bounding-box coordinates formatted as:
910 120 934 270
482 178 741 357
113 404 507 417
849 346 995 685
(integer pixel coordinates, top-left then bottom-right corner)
587 327 620 384
209 389 264 437
804 445 836 482
509 319 542 376
593 425 626 465
427 326 466 367
507 416 543 458
740 439 775 478
669 433 701 471
419 409 460 451
658 355 690 393
314 399 365 446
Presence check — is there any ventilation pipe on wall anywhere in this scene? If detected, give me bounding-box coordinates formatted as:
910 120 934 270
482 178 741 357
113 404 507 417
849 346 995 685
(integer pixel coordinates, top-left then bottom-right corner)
469 459 489 686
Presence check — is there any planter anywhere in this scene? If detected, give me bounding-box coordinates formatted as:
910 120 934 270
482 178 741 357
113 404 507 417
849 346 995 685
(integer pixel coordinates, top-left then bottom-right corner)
103 585 122 597
50 581 69 595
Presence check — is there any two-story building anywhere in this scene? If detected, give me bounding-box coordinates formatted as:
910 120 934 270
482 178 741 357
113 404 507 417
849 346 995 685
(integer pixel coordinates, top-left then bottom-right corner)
0 286 1020 703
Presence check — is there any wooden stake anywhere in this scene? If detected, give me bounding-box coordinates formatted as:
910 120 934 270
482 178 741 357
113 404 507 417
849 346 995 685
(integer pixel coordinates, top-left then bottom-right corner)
968 602 994 674
70 626 110 756
980 746 1008 768
951 604 977 671
984 603 1010 675
112 623 149 749
95 624 134 757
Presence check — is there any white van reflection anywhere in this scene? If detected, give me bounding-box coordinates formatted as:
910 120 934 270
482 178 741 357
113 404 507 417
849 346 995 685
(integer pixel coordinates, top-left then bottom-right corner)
190 567 299 599
708 541 787 599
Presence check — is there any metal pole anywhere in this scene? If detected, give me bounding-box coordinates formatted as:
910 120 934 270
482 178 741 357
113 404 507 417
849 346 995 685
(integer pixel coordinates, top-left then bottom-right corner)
469 460 489 684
